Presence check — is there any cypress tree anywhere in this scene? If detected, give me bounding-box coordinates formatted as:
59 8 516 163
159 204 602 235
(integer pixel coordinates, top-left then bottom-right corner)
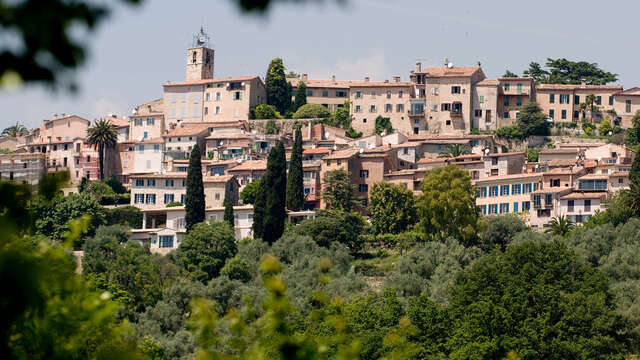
252 180 266 239
185 144 205 232
293 81 307 112
286 126 304 211
223 199 234 229
631 151 640 187
265 58 291 115
263 142 287 244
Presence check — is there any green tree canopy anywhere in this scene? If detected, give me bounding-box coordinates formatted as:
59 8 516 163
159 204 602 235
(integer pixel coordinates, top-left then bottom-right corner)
516 102 550 137
265 58 291 114
417 165 479 244
599 119 613 136
295 210 365 251
240 180 260 204
369 181 416 235
438 144 471 158
293 81 307 111
479 214 527 251
502 70 518 77
173 220 237 282
253 104 281 119
286 126 304 211
265 119 280 134
223 200 234 229
322 169 357 212
261 142 287 244
185 144 205 232
1 122 28 137
293 103 331 119
87 118 117 180
545 58 618 85
374 115 393 135
523 61 549 83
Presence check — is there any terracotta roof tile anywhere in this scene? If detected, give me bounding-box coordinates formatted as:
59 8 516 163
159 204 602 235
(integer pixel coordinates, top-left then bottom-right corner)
323 148 360 160
560 191 607 200
203 175 235 183
227 160 267 171
164 123 212 137
473 173 543 182
303 147 331 154
163 76 261 87
615 87 640 96
130 172 186 179
420 66 482 78
536 84 622 91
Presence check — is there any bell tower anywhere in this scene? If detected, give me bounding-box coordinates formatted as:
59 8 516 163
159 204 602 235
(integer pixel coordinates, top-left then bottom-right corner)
186 28 214 81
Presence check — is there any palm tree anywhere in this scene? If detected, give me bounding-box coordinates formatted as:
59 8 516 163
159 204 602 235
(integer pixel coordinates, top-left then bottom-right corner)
87 118 117 180
578 102 587 121
545 215 574 236
2 122 28 137
438 144 471 158
585 93 599 123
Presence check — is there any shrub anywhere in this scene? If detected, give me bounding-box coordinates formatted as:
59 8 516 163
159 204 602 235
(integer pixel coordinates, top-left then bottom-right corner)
253 104 282 119
293 104 331 119
166 201 182 208
495 125 523 139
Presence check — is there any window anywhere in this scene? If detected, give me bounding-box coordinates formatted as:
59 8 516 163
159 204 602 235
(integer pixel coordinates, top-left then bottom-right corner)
215 193 220 200
205 93 210 101
545 194 552 205
578 179 607 190
596 96 602 105
500 185 509 196
362 119 366 123
585 199 591 211
386 91 391 99
568 200 574 212
146 160 151 169
561 109 567 119
451 86 461 94
215 92 221 101
549 109 555 119
145 194 156 204
147 179 156 186
336 91 347 97
355 105 361 113
513 202 519 212
549 93 555 103
523 201 531 211
609 96 614 106
479 95 485 103
181 194 185 204
204 107 208 115
516 96 522 106
358 184 368 193
165 179 174 187
626 100 632 113
360 170 369 178
181 93 187 102
322 90 328 97
164 194 174 204
154 144 160 152
574 110 579 119
399 90 403 98
441 103 451 111
134 194 145 204
504 96 509 106
171 93 176 103
574 95 580 104
233 91 242 100
396 104 404 112
504 83 510 91
355 91 362 99
504 111 509 118
371 91 376 98
385 104 392 113
304 187 310 194
135 179 144 186
619 178 624 184
475 109 482 117
307 90 313 96
159 236 174 248
370 105 377 113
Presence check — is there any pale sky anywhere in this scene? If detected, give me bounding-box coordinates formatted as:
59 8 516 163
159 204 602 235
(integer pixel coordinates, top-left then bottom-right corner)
2 0 638 129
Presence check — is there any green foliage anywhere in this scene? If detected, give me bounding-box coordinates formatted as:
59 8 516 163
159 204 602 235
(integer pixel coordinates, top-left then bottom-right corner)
253 104 281 119
223 199 234 229
33 192 107 247
526 148 540 162
106 205 142 228
1 122 28 137
322 169 358 212
625 110 640 145
540 58 618 85
545 215 575 236
495 125 523 139
87 118 118 180
447 240 629 359
599 119 613 136
84 179 116 200
293 103 331 119
265 58 291 114
265 119 280 134
374 115 393 135
220 256 252 282
295 210 366 251
583 121 596 136
417 165 480 245
502 70 518 77
174 220 237 282
105 176 126 194
516 102 550 137
346 127 363 139
479 214 527 251
255 142 287 244
293 81 307 111
523 62 549 83
165 201 182 208
369 181 416 235
438 144 471 158
286 126 304 211
240 179 260 204
185 144 205 232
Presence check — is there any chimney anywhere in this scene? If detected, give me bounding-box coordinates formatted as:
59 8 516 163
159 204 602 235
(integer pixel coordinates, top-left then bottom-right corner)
53 114 58 119
301 73 308 82
331 75 336 83
444 58 449 66
416 62 422 72
477 61 481 67
61 113 66 117
364 76 370 82
394 76 401 83
581 78 587 86
384 79 389 83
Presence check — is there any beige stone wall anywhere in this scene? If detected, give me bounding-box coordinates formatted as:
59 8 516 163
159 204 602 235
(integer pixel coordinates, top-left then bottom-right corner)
130 115 164 140
301 87 349 112
473 85 498 131
425 77 475 134
185 47 214 82
350 85 412 135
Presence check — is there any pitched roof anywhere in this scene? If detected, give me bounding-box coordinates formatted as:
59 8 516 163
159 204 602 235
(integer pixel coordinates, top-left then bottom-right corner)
288 78 411 89
536 84 622 91
323 148 360 160
203 175 235 183
163 123 212 137
476 79 499 86
422 139 470 145
540 148 581 154
163 76 261 87
532 187 574 194
484 152 525 157
473 172 543 183
420 65 482 78
303 147 331 155
418 158 448 164
560 191 607 200
615 87 640 96
227 160 267 171
130 172 186 179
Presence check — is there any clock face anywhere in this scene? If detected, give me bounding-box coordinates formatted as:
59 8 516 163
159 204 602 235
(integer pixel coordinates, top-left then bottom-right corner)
199 36 206 44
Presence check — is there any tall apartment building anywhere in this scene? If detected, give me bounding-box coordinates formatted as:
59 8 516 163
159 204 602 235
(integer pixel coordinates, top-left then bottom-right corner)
535 82 622 123
162 29 265 124
410 61 486 135
475 78 535 130
288 75 415 136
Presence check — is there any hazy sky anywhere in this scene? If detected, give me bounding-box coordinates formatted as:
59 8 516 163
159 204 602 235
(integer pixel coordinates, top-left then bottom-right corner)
2 0 638 129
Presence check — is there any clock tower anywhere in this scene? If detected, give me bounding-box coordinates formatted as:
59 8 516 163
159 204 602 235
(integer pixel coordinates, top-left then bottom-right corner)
186 28 214 81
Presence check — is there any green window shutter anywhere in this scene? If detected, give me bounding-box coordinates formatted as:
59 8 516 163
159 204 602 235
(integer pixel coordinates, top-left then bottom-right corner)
609 96 614 105
504 97 509 106
549 109 554 118
596 96 602 105
516 96 522 106
550 93 555 103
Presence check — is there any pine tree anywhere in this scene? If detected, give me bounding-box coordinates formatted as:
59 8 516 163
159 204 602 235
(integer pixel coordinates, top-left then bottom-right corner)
293 81 307 111
252 180 266 239
224 200 234 229
185 144 205 232
265 58 291 115
286 126 304 211
263 142 287 244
